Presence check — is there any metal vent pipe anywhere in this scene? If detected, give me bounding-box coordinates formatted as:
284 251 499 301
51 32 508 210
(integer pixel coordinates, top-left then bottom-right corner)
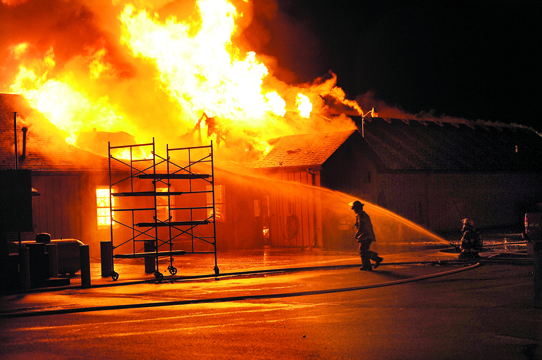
21 127 28 160
14 112 18 170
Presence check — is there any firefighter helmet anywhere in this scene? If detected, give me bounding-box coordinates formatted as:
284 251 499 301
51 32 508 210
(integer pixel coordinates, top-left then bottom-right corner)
350 200 364 210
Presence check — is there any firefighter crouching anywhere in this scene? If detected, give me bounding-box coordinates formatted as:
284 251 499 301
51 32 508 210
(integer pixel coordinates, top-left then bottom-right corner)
459 218 482 258
350 200 384 270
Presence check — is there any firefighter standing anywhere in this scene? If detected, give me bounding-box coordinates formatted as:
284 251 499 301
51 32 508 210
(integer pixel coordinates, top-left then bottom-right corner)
351 201 383 270
460 218 481 258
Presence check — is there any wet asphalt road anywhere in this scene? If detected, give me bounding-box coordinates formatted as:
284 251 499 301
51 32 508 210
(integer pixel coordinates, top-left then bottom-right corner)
0 254 539 360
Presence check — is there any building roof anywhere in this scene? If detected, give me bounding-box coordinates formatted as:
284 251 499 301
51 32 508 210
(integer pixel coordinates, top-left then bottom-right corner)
361 117 542 171
5 91 541 174
0 94 112 172
252 130 358 169
252 117 542 172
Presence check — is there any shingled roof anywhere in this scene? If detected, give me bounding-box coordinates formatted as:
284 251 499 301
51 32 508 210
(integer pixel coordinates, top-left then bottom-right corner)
1 94 111 172
361 117 542 172
252 117 542 172
252 130 357 169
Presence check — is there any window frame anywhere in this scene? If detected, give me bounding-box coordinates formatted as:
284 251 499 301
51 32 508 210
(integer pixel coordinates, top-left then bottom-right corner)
207 184 225 222
155 186 174 222
96 187 117 229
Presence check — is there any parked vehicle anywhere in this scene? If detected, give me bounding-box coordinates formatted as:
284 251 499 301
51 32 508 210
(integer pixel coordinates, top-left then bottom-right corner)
524 212 542 241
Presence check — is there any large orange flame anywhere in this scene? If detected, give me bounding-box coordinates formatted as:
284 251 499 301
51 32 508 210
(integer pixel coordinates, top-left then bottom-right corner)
5 0 360 161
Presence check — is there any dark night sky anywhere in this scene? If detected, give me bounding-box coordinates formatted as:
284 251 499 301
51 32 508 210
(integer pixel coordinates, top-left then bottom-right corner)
254 0 541 131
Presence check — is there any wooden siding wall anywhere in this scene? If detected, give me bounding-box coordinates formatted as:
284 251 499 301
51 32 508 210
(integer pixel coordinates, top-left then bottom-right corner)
27 172 110 257
269 170 320 247
31 174 82 240
320 137 379 210
376 173 542 232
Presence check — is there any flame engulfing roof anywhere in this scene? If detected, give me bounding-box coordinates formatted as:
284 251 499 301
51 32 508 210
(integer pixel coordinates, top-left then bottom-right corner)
0 94 111 172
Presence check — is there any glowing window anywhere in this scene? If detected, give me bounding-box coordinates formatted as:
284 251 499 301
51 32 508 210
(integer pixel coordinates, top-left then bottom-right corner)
96 188 115 228
156 187 173 222
207 185 225 222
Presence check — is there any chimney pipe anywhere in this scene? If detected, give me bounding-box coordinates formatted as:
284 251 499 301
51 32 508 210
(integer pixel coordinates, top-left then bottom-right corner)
20 127 28 161
14 112 18 170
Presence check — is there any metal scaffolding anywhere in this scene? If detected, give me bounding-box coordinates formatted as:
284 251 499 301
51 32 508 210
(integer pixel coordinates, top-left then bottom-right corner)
107 139 218 280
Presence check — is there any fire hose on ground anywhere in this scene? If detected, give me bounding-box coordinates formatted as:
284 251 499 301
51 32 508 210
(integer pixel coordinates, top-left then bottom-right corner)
3 257 528 319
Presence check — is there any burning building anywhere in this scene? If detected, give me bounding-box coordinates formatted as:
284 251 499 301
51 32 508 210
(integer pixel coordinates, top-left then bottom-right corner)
0 0 363 259
1 0 542 265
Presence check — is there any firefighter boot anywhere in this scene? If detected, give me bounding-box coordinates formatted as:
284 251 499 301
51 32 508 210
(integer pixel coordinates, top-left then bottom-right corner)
374 256 383 269
360 256 372 271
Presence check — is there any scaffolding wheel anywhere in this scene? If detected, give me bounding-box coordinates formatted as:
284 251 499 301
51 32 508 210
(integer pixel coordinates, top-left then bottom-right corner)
154 271 164 280
111 271 119 281
168 266 177 276
214 266 220 276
